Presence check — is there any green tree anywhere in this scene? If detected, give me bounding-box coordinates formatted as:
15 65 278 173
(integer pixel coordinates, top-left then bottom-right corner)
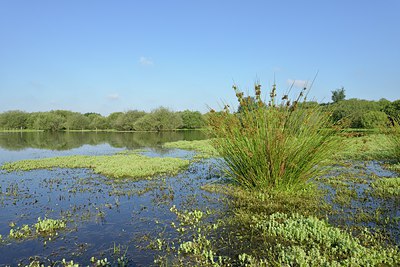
65 113 90 130
0 110 29 129
134 107 182 131
179 110 205 129
32 113 65 131
383 99 400 120
361 111 390 129
331 87 346 103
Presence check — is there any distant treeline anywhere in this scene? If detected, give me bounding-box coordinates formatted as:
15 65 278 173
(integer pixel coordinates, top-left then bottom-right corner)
321 98 400 128
0 107 206 131
1 98 399 131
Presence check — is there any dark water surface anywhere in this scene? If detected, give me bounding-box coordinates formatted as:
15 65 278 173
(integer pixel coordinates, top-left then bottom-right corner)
0 131 224 266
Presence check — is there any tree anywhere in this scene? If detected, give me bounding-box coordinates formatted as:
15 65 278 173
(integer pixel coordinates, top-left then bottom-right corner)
0 110 29 129
134 107 182 131
331 87 346 103
179 110 205 129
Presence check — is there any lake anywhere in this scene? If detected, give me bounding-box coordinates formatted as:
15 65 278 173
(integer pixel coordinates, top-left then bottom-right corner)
0 131 225 266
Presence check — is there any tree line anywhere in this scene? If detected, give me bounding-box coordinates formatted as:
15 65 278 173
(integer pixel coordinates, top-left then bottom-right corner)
0 107 206 131
1 95 400 131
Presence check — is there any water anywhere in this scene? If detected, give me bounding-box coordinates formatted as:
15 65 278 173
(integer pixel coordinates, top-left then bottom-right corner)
0 131 224 266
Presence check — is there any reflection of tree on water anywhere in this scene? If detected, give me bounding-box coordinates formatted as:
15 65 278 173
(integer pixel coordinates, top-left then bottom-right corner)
0 131 207 151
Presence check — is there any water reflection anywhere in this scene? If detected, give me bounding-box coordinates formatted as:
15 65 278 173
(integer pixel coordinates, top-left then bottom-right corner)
0 131 207 151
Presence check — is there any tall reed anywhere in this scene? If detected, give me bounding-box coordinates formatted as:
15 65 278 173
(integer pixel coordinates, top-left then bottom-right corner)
208 83 340 191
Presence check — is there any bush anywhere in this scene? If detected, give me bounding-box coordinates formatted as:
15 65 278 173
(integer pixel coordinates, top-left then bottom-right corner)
208 83 340 191
360 111 390 129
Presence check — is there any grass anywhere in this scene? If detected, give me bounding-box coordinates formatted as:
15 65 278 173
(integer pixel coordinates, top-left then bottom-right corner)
208 83 341 191
2 153 189 179
163 139 218 158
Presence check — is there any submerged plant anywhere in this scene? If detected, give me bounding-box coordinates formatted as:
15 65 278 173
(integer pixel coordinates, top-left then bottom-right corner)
208 83 340 191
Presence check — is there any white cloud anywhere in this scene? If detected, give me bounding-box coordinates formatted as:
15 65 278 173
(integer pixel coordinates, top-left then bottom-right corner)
107 94 120 101
287 79 309 89
139 56 154 66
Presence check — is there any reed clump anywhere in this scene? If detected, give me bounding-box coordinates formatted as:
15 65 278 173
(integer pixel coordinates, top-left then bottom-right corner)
208 83 340 191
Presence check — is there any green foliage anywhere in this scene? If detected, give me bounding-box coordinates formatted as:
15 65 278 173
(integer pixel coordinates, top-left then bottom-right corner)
113 110 146 131
134 107 183 131
331 87 346 103
383 99 400 120
179 110 205 129
208 83 340 191
34 217 66 236
0 110 29 129
250 212 399 266
65 113 90 130
2 153 189 179
360 110 390 129
369 177 400 199
9 224 32 239
32 112 65 131
329 98 384 128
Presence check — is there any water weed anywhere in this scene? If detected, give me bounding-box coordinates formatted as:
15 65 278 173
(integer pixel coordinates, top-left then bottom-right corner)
2 154 189 179
369 177 400 199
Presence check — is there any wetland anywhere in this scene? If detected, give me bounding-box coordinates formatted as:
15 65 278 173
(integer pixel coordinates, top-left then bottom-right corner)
0 130 399 266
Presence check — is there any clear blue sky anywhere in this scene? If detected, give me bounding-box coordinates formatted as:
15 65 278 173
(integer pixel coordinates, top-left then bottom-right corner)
1 0 399 115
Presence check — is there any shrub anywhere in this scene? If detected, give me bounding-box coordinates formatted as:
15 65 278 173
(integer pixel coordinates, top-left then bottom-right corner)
208 83 340 191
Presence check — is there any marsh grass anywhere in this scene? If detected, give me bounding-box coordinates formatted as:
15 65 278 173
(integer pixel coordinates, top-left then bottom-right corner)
1 154 189 179
208 83 341 191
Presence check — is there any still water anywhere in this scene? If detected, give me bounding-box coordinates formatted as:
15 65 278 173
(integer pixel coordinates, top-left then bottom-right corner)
0 131 224 266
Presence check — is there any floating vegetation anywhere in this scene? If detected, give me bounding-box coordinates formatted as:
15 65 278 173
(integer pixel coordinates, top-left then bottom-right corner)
163 139 218 158
34 217 66 236
8 217 66 240
369 177 400 199
1 154 190 179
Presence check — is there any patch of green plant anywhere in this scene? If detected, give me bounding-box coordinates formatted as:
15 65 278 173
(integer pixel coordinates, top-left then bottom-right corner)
369 177 400 199
2 154 189 179
150 191 399 266
34 217 66 236
8 217 66 240
208 83 341 191
249 212 399 266
163 139 218 158
335 134 394 160
9 224 32 239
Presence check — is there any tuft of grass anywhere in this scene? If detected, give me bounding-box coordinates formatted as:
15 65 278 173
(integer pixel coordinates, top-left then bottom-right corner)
2 154 189 179
163 140 218 158
208 83 341 191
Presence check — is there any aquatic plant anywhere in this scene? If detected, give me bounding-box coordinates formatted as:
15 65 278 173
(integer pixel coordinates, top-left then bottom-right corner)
163 140 218 158
208 83 340 191
251 212 399 266
369 177 400 199
34 217 66 236
9 224 32 239
2 154 189 179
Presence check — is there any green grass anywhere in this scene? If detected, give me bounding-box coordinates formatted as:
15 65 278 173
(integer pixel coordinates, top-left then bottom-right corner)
2 154 189 179
208 84 341 191
163 139 218 158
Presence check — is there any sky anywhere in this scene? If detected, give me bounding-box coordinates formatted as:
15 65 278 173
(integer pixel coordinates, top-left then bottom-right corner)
0 0 399 115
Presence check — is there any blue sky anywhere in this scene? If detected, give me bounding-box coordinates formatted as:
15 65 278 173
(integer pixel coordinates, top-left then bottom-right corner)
0 0 399 115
